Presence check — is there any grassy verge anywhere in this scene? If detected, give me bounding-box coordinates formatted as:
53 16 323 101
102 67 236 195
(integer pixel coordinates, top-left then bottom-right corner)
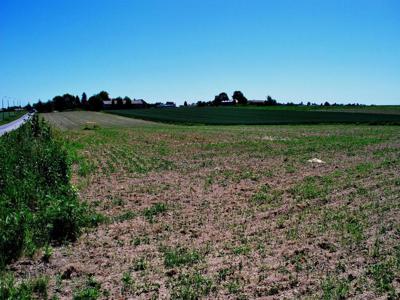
0 116 94 269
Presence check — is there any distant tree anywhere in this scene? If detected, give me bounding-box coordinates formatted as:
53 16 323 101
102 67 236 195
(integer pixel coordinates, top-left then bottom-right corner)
220 93 229 101
213 92 229 106
81 92 88 109
42 100 54 112
33 100 44 112
124 97 132 108
53 96 65 111
184 101 188 107
75 95 81 107
307 102 311 106
265 96 277 106
86 91 110 111
64 94 77 110
98 91 109 101
88 93 105 111
116 97 123 108
232 91 247 105
324 101 330 106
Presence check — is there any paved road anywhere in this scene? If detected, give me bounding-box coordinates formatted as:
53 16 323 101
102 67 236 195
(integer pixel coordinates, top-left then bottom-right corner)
0 113 32 136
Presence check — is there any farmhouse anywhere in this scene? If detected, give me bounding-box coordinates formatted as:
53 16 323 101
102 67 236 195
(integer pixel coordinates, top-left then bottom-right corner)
102 99 128 108
248 100 266 105
103 100 113 108
132 99 147 108
156 102 176 108
221 100 236 106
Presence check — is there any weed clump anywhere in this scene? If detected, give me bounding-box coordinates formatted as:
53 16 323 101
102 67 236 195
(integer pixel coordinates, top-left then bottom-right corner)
169 271 214 300
143 202 167 222
73 276 102 300
321 275 350 300
0 274 48 300
163 247 203 268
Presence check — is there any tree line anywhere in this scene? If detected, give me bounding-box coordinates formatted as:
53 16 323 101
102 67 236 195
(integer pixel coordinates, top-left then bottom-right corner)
32 91 145 113
31 90 363 113
196 91 280 107
196 91 362 108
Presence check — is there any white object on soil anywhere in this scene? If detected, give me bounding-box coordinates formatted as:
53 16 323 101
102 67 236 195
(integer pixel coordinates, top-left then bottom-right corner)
308 158 325 164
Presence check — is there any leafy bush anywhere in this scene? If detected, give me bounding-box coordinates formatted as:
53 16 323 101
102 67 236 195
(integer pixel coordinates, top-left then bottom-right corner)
0 116 90 268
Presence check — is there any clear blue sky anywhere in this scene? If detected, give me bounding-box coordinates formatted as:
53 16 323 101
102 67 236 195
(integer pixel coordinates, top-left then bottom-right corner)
1 0 399 106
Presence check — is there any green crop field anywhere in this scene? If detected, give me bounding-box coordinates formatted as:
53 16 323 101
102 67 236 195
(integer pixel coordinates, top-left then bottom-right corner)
5 111 399 299
108 106 400 125
239 104 400 114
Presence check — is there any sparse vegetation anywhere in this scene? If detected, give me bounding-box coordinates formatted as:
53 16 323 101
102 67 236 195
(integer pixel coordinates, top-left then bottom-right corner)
169 272 214 300
163 247 203 268
321 275 350 300
73 276 102 300
143 202 168 222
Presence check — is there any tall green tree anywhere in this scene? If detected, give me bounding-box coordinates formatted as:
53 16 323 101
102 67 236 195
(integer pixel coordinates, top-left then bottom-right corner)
213 92 229 106
232 91 247 104
81 92 88 108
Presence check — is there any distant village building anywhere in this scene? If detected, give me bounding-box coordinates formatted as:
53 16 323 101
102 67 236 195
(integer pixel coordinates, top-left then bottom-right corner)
103 98 147 109
103 99 127 107
248 100 265 105
156 102 176 108
102 100 113 107
221 100 236 106
132 99 147 108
